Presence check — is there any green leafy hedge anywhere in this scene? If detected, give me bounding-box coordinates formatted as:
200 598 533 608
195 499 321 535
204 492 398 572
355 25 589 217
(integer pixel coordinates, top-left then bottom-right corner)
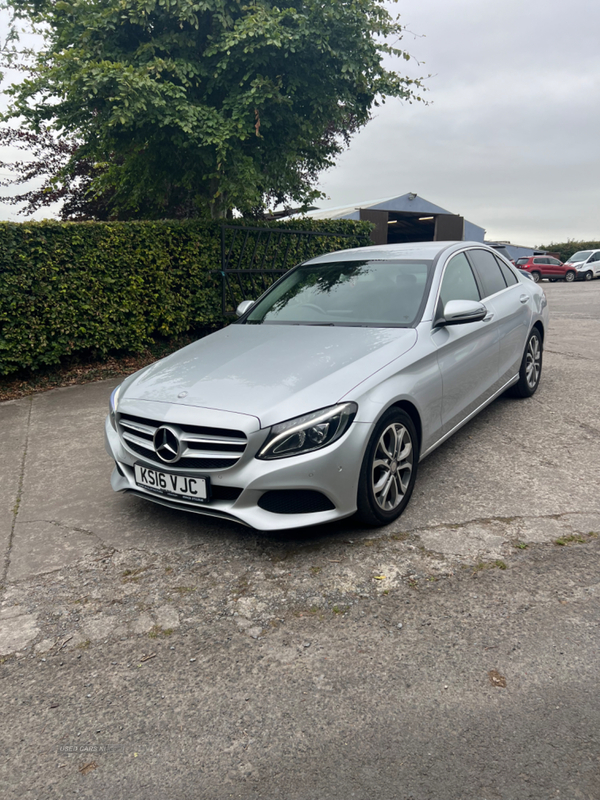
537 240 600 263
0 218 372 376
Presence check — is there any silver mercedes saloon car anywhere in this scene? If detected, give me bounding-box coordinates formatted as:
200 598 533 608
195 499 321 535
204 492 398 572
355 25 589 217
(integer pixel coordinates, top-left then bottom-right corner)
105 241 548 530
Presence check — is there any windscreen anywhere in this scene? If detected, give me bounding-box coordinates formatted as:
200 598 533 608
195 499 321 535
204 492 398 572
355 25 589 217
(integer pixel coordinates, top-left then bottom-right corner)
568 251 592 262
243 260 432 327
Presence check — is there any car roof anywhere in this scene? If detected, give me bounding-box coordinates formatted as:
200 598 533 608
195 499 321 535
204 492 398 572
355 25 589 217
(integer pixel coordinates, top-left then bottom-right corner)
305 240 489 265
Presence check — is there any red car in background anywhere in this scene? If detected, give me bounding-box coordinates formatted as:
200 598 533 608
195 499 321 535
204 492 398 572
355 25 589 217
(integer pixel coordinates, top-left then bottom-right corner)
514 255 576 283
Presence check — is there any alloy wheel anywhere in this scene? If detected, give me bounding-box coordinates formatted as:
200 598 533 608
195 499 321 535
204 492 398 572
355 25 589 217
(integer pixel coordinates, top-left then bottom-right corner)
371 423 414 511
525 334 541 389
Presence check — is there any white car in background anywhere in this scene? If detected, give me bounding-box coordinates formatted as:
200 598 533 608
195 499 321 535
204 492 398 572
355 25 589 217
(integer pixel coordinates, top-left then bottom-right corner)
564 249 600 281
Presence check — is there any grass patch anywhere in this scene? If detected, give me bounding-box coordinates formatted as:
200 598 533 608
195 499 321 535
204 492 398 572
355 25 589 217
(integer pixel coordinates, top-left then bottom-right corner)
471 560 507 574
148 625 173 638
554 533 589 547
390 532 410 542
170 586 196 596
121 565 155 582
513 541 528 550
332 605 349 615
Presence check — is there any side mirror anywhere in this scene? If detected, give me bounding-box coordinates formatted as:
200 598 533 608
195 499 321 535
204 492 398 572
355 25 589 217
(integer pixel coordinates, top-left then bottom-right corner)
236 300 255 317
437 299 487 326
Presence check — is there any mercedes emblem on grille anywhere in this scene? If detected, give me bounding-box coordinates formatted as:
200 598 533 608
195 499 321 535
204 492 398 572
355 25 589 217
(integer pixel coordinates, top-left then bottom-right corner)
153 426 182 463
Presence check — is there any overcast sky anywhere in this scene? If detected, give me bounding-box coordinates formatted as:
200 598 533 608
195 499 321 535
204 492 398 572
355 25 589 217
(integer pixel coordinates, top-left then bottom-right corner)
1 0 599 247
316 0 600 247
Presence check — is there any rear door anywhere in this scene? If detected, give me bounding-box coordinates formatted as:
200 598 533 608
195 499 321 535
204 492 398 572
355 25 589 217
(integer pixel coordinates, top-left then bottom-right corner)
532 256 552 278
468 249 530 386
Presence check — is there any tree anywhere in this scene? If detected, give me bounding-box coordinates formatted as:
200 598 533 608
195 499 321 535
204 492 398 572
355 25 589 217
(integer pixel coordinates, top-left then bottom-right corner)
1 0 423 220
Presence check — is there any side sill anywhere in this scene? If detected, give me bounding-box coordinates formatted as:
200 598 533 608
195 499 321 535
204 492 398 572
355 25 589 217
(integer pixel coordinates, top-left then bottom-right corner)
420 374 519 461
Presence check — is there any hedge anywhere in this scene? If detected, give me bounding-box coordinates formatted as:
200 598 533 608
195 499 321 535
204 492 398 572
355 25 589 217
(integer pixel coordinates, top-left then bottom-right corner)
537 240 600 263
0 217 372 376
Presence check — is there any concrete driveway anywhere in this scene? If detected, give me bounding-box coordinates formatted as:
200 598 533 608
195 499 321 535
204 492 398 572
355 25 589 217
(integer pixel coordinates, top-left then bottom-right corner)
1 280 600 800
2 281 599 590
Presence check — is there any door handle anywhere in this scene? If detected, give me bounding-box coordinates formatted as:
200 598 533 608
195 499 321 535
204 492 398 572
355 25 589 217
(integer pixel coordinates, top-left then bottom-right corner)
520 294 529 304
483 312 494 322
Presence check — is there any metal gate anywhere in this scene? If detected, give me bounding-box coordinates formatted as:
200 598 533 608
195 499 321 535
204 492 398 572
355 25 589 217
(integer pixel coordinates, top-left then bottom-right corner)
217 225 355 315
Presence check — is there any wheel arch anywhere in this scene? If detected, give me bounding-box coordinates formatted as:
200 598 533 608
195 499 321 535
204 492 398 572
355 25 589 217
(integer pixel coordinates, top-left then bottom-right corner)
532 320 545 346
388 400 423 454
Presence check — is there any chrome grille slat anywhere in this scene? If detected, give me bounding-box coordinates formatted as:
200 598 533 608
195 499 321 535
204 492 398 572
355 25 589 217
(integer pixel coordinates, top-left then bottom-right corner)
117 413 248 471
182 448 240 461
181 433 247 446
119 419 156 436
122 431 156 451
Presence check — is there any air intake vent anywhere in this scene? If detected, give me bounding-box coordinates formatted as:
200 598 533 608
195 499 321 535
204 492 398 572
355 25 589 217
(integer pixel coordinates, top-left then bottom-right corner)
258 490 335 514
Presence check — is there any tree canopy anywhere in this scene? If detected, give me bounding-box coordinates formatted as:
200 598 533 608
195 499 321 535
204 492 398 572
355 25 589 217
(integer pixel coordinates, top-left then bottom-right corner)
1 0 423 219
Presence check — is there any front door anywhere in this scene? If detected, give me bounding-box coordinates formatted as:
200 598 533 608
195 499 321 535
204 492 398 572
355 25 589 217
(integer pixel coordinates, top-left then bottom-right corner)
431 252 499 435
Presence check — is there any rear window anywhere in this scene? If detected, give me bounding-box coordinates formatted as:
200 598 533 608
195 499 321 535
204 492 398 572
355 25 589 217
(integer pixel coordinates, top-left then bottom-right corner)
495 256 518 286
468 249 508 298
516 258 529 266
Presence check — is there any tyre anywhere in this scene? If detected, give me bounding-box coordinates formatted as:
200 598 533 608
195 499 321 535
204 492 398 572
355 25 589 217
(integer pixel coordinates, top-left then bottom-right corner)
531 271 541 283
584 271 593 281
356 408 418 527
565 271 575 282
508 328 542 398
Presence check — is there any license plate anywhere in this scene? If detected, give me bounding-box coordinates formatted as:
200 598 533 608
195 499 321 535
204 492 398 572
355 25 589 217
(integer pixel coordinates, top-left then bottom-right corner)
134 464 209 503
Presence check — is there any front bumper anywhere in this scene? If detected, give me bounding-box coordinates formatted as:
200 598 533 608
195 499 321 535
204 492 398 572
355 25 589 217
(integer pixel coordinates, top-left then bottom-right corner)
104 414 371 531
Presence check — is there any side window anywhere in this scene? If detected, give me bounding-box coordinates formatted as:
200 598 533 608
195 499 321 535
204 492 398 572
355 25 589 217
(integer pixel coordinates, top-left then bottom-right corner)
440 253 481 307
591 253 600 262
495 255 518 286
533 257 546 264
468 249 507 298
549 258 561 265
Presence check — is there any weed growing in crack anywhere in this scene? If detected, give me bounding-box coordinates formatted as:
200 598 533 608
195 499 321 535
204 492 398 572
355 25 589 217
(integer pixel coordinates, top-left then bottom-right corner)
471 560 507 574
148 625 173 638
554 534 586 546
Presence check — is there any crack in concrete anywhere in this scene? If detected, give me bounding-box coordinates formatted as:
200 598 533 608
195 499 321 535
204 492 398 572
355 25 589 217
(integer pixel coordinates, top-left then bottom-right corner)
2 396 33 587
397 510 595 538
11 516 119 564
544 348 598 362
579 421 600 439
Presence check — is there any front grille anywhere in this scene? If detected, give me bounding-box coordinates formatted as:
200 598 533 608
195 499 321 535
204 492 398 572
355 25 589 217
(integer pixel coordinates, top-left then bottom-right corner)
117 413 247 471
258 490 335 515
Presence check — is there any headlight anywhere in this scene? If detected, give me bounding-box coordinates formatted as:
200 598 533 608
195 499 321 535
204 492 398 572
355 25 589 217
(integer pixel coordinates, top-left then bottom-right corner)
257 403 357 460
109 384 122 430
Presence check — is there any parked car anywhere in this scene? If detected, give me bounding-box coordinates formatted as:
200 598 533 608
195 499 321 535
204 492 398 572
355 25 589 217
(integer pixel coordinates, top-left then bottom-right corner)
514 255 575 283
105 241 548 531
563 249 600 281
